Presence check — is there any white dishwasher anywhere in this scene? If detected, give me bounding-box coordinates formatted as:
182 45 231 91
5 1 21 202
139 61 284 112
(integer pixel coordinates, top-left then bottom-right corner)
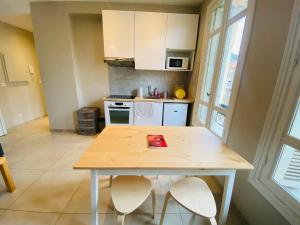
134 102 163 125
163 103 188 126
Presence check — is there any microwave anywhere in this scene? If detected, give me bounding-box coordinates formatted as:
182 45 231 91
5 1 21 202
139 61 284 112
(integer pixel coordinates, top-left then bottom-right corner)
166 57 189 70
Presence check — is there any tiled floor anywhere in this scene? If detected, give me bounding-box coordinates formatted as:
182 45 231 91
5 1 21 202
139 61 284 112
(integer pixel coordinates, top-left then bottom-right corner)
0 117 247 225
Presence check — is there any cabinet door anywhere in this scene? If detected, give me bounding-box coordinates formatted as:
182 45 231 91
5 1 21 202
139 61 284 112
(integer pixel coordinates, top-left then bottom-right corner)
163 103 188 126
134 102 163 125
166 14 199 50
135 12 167 70
102 10 134 58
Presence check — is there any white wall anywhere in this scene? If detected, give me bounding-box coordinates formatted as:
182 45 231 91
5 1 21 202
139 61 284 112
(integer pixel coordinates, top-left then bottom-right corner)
0 22 46 129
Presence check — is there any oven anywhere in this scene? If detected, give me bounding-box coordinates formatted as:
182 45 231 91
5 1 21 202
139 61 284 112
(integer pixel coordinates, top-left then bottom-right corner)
104 101 134 125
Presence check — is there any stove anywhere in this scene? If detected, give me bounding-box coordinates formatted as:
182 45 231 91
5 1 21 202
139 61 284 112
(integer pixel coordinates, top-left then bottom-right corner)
107 95 135 99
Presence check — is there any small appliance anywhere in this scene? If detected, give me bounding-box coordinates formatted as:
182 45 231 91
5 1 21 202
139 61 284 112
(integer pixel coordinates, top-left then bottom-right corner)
166 57 189 70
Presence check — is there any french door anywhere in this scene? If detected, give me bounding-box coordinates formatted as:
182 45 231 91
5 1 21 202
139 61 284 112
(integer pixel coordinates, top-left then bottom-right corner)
196 0 253 141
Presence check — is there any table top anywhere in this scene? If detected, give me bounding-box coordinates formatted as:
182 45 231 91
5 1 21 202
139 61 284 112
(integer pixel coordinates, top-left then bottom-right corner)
74 126 253 170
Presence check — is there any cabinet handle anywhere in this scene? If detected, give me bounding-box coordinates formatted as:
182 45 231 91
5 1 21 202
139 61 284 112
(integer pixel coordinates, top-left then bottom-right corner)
174 110 178 112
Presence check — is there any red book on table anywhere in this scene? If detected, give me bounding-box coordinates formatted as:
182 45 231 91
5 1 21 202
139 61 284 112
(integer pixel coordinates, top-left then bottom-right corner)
147 135 168 147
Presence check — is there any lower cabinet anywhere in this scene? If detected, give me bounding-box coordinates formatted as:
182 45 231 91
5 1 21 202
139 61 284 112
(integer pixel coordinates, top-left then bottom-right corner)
134 102 163 125
133 102 188 126
163 103 188 126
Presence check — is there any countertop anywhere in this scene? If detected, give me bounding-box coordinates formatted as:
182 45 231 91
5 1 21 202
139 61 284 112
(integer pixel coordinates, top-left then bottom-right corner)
103 96 194 103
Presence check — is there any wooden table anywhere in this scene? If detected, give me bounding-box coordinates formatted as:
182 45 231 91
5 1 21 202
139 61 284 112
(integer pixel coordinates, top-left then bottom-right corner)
74 126 253 225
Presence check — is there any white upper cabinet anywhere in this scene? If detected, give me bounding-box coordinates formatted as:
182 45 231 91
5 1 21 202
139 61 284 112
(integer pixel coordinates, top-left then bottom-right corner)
134 12 167 70
102 10 134 58
166 14 199 50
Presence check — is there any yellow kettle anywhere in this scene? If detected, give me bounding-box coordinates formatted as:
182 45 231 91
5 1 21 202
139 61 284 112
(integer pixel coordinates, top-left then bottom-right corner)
173 85 186 99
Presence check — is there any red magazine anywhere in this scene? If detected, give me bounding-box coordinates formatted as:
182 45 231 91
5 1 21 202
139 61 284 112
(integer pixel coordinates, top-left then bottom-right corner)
147 135 168 147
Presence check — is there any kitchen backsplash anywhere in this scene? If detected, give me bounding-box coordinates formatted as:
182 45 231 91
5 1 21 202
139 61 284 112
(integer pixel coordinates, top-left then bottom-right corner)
108 66 189 96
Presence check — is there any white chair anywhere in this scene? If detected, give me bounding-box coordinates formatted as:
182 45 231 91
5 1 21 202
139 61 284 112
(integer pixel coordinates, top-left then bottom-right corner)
160 177 217 225
111 176 155 225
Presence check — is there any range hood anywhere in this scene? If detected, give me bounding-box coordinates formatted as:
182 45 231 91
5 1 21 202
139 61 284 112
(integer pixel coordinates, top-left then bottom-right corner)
104 57 134 67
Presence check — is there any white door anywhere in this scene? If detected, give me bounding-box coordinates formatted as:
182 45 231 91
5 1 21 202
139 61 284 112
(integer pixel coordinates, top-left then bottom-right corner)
135 12 167 70
166 14 199 50
102 10 134 58
0 110 7 136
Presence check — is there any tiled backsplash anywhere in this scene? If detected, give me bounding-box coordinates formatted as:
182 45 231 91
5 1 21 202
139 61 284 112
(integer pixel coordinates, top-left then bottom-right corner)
109 66 189 97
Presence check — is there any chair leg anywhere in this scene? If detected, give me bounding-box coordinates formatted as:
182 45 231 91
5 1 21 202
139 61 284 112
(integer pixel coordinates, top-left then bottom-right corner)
209 217 217 225
159 191 171 225
151 190 156 219
109 175 113 187
0 157 15 192
117 214 125 225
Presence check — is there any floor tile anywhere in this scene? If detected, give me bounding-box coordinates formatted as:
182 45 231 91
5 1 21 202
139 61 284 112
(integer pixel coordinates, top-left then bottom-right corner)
8 148 66 170
0 169 43 208
181 213 244 225
0 210 59 225
50 148 86 170
56 213 117 225
181 213 212 225
9 171 85 212
126 213 183 225
64 175 114 213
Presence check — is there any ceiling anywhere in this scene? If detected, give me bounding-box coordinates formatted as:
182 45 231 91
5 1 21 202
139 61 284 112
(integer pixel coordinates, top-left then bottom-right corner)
0 0 203 32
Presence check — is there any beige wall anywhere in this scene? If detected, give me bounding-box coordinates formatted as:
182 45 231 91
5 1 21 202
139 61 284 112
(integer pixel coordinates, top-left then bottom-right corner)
31 1 199 130
70 14 110 116
0 22 46 129
190 0 295 224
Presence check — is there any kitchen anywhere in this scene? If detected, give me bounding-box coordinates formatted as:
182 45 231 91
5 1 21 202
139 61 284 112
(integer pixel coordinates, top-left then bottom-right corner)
0 1 298 225
101 11 198 127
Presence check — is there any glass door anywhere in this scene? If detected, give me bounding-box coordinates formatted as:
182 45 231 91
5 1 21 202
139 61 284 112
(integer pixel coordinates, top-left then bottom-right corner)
198 0 225 126
196 0 250 141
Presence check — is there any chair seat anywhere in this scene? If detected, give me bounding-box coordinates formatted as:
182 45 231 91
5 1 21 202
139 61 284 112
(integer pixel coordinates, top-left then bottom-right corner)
111 176 152 214
170 177 217 218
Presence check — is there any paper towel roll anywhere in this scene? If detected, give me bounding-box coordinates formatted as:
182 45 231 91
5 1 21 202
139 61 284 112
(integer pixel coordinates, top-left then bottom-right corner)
138 87 143 97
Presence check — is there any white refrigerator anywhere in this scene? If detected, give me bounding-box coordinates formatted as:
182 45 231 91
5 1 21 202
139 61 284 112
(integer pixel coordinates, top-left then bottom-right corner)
0 110 7 136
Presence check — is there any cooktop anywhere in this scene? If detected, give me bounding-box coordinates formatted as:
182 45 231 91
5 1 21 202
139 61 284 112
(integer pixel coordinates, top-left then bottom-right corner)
107 95 135 99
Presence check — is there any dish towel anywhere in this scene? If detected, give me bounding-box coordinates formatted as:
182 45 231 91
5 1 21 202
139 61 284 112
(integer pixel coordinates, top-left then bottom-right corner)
135 102 154 118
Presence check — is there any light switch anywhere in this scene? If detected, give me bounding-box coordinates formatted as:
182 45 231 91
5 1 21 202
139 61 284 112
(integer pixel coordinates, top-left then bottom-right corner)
29 65 35 75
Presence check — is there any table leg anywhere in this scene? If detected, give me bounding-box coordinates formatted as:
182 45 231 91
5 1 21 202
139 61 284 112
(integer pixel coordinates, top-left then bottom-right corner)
218 170 236 225
91 170 99 225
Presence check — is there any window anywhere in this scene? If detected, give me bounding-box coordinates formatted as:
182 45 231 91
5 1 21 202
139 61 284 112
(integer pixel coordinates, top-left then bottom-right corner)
195 0 254 141
250 2 300 223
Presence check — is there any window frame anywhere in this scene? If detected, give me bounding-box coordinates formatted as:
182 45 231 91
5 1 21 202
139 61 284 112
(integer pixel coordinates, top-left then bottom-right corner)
193 0 256 142
249 1 300 224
